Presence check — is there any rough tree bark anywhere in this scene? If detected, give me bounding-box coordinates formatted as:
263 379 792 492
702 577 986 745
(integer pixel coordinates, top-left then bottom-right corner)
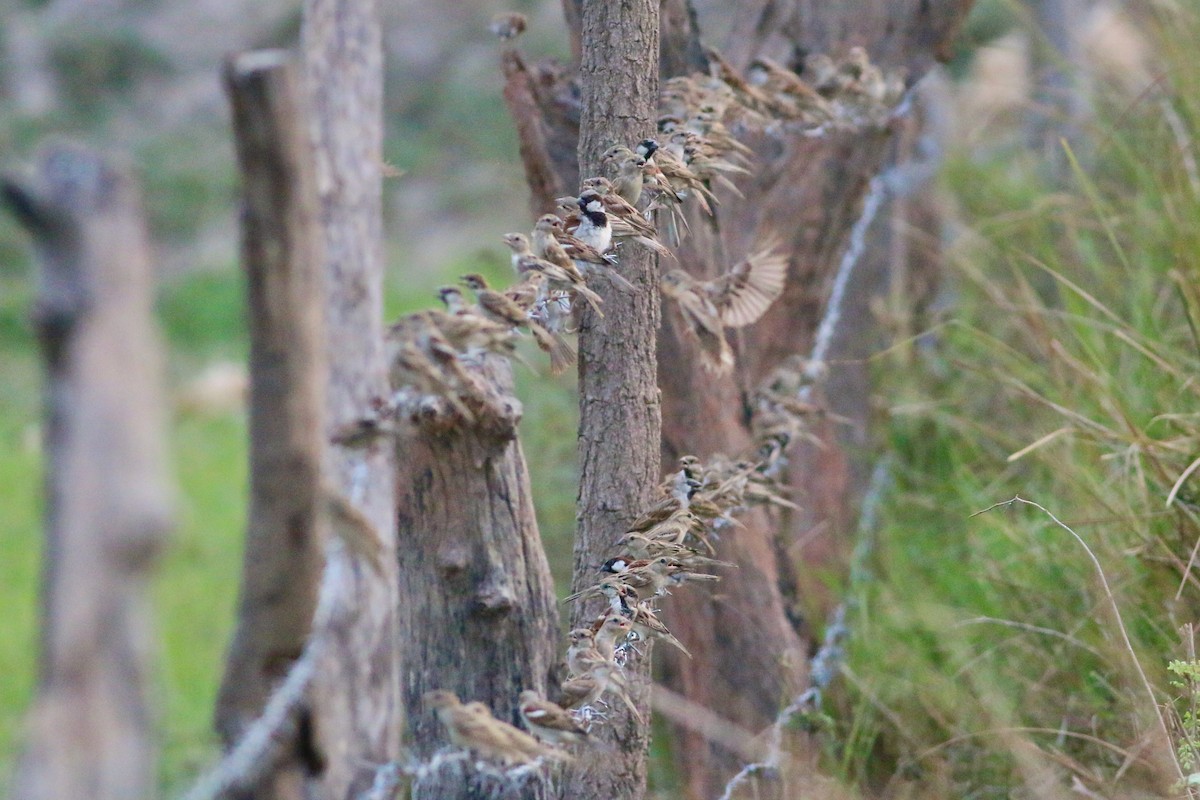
395 363 560 800
303 0 403 794
214 51 326 800
562 2 662 800
3 143 174 800
501 1 973 797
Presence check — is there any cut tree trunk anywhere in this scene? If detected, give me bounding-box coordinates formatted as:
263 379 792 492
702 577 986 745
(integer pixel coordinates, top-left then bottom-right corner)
395 361 560 800
303 0 404 795
214 50 326 800
4 143 174 800
501 1 973 797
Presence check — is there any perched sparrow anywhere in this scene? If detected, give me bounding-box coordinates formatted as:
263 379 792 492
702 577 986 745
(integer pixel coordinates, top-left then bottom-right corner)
636 137 715 216
461 273 575 374
597 579 637 616
746 56 832 122
704 45 776 115
502 233 606 317
556 674 604 710
390 337 474 421
488 11 527 41
592 613 634 659
580 175 673 260
531 215 588 280
425 690 559 765
804 52 840 96
627 598 692 658
601 554 719 596
534 214 636 293
661 242 788 373
617 532 734 567
566 627 606 677
573 190 613 254
599 146 648 206
432 287 518 356
518 690 590 745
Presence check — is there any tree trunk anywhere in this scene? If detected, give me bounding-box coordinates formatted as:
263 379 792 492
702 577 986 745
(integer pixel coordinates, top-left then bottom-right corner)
4 142 174 800
303 0 403 795
395 361 560 800
214 51 326 800
561 2 662 800
501 1 972 797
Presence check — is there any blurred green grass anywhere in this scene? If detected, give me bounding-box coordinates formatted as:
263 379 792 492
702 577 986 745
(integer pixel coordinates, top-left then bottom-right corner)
819 10 1200 792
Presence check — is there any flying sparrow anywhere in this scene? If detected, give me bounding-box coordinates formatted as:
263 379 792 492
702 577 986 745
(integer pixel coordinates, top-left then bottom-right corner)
661 241 788 373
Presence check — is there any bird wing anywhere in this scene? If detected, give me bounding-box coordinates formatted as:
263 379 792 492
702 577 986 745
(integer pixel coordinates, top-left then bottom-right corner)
704 240 788 327
523 698 585 734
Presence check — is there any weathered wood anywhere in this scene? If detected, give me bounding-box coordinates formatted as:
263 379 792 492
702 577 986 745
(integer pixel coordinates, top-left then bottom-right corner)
564 2 662 800
501 49 567 218
4 142 174 800
214 50 326 800
303 0 403 794
395 360 560 800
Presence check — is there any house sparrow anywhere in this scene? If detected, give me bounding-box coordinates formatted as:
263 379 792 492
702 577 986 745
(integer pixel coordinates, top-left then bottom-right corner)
518 690 590 745
661 241 788 373
746 56 833 122
616 532 734 567
489 11 527 41
580 175 673 260
704 45 776 115
533 214 636 293
390 337 475 421
461 273 575 374
592 613 634 659
804 52 840 96
556 674 604 710
627 598 692 658
432 287 518 356
599 146 644 205
565 627 607 677
601 555 720 596
573 190 613 254
636 137 715 216
425 690 559 765
502 232 606 317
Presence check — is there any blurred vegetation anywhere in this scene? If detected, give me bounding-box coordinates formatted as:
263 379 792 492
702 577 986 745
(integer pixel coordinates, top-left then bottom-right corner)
6 0 1200 798
816 6 1200 797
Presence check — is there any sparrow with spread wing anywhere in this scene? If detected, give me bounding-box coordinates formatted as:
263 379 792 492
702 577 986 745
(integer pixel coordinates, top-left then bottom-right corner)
661 241 788 373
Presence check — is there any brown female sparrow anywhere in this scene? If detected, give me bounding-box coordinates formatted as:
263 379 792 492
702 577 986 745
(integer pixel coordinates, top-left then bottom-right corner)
661 241 788 373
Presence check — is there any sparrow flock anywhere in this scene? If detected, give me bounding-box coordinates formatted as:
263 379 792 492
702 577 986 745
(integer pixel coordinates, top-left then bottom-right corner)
402 14 909 773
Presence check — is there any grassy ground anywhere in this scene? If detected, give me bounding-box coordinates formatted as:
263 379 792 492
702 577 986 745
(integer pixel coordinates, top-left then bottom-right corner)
818 11 1200 795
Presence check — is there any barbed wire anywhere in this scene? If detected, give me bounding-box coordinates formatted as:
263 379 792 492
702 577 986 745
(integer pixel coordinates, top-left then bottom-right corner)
178 544 348 800
721 74 942 800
